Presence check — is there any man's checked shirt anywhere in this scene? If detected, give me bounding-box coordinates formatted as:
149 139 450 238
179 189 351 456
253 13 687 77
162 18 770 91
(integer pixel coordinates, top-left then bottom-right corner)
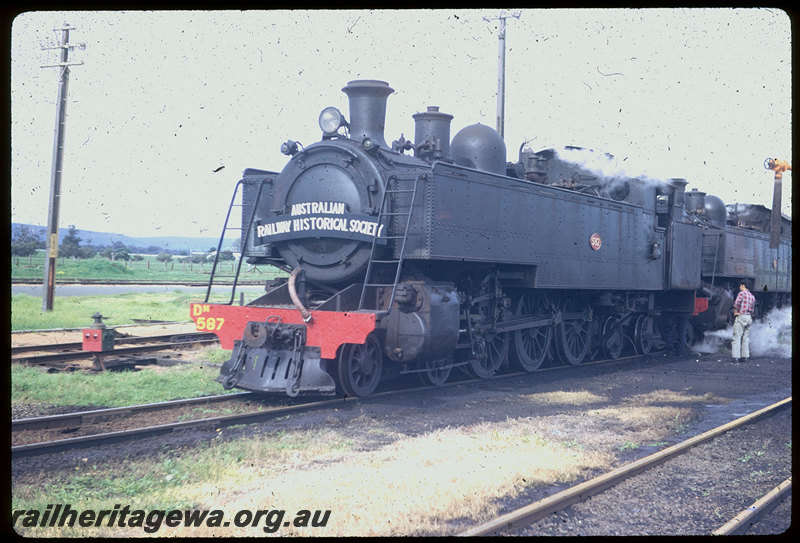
733 289 755 315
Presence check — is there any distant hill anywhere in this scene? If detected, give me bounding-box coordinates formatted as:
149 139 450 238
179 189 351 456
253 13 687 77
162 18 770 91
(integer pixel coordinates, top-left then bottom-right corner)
12 223 223 253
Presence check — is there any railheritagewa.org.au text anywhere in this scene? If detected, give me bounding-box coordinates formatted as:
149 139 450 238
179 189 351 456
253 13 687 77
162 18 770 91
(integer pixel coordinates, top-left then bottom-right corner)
12 504 331 534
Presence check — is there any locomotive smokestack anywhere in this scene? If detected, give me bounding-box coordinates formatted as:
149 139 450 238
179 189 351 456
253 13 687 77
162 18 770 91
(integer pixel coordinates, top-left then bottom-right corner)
342 80 394 149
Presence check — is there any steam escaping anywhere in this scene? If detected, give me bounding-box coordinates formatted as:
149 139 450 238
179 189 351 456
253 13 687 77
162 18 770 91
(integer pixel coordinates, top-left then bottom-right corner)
693 306 792 358
553 146 663 186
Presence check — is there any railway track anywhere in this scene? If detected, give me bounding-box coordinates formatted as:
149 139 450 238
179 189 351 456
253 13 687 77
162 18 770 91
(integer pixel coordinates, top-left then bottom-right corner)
11 350 661 459
10 332 217 355
11 392 331 458
11 332 219 366
12 392 253 440
11 351 666 459
12 380 469 458
459 396 792 536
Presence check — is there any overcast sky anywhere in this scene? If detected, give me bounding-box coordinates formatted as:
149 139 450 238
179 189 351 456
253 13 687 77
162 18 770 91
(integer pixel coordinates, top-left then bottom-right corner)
10 8 792 239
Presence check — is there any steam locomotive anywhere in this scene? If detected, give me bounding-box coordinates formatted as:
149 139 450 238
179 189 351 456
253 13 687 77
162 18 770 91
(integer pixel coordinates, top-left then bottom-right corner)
190 80 792 397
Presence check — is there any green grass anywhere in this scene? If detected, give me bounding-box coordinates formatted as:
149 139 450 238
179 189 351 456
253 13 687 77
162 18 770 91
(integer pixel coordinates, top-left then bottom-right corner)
11 252 282 283
10 291 206 330
11 428 353 537
11 277 241 411
12 358 232 408
13 456 204 537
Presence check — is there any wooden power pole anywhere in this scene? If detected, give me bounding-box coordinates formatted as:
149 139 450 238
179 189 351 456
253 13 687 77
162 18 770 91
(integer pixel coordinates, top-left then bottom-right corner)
484 10 520 139
41 23 84 311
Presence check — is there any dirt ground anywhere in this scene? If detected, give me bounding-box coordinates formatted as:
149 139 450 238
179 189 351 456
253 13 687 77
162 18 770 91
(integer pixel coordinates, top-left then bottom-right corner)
12 349 792 536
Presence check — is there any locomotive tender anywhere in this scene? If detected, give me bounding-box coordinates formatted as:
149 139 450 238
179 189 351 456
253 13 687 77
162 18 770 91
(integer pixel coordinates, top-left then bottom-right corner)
190 80 791 397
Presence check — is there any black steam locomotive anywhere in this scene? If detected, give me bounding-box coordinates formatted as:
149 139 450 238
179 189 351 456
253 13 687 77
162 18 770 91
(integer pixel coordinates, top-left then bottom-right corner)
190 80 792 397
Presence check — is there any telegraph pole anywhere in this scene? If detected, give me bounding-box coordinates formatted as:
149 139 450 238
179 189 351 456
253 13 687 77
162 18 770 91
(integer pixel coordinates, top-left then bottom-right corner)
484 10 521 139
41 23 84 311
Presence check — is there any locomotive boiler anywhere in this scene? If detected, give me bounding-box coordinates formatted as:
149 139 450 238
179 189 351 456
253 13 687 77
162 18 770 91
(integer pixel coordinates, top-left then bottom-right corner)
190 79 792 397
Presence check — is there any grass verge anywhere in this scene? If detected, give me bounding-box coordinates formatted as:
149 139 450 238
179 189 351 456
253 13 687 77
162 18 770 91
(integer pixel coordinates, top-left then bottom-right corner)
10 291 223 331
11 427 355 537
12 418 613 537
12 354 232 410
11 252 282 283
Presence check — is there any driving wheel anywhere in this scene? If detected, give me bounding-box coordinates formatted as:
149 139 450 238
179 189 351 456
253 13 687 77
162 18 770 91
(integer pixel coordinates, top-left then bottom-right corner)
512 292 552 371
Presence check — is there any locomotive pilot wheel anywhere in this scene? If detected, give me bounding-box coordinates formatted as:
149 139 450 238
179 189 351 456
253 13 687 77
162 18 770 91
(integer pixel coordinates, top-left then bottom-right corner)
337 335 383 397
418 357 453 386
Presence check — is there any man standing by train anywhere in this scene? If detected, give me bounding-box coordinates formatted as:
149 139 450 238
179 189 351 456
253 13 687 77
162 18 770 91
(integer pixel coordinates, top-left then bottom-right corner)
731 280 755 362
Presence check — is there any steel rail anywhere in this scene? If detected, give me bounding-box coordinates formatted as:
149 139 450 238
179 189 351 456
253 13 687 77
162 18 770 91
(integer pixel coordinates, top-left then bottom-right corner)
11 332 218 355
11 393 363 458
12 392 252 432
712 476 792 535
459 396 792 536
12 338 220 365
